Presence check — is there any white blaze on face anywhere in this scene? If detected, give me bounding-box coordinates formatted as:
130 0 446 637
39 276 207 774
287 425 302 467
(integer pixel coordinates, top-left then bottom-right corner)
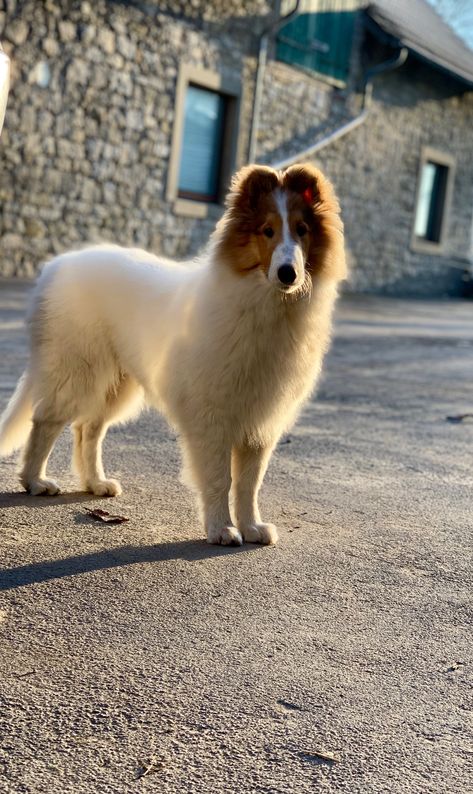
269 190 306 290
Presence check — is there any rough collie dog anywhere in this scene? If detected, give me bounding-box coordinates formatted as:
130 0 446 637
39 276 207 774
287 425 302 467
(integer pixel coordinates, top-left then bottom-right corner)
0 163 346 545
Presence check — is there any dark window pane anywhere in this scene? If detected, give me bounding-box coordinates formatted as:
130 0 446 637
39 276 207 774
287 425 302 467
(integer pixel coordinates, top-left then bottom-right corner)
178 85 225 201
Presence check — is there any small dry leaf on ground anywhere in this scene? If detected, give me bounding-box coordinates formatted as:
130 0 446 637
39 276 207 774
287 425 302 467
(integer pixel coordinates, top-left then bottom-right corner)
136 755 170 779
444 661 466 673
299 748 339 764
14 669 36 679
85 508 129 524
277 699 303 711
446 413 473 423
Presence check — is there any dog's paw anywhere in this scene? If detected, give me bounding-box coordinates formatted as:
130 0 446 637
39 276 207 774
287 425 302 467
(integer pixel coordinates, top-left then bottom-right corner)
241 522 278 545
87 479 122 497
24 478 61 496
207 525 243 546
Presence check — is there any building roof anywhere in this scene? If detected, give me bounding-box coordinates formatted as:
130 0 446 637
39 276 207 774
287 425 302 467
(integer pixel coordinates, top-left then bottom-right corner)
366 0 473 87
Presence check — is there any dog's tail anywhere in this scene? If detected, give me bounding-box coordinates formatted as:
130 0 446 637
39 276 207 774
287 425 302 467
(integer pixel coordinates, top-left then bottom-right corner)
0 370 33 456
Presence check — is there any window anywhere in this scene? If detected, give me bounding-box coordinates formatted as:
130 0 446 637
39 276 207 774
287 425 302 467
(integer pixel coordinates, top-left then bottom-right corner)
414 162 449 242
411 148 455 253
178 86 226 202
276 9 357 86
167 65 241 218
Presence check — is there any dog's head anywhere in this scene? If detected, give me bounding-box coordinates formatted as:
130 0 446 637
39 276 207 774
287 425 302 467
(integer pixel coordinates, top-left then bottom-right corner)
213 163 346 294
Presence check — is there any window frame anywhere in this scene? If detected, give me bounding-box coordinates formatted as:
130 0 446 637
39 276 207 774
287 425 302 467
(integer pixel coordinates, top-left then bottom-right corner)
411 147 455 255
167 65 242 219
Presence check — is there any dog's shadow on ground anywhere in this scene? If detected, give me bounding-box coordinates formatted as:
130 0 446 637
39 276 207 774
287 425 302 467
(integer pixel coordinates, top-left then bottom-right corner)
0 490 258 592
0 490 99 509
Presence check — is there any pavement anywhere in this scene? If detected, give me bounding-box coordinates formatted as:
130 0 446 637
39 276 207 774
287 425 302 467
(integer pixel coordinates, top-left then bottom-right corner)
0 280 472 794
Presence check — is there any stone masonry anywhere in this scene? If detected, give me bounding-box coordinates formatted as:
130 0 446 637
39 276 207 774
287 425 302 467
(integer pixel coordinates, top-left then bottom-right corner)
0 0 273 276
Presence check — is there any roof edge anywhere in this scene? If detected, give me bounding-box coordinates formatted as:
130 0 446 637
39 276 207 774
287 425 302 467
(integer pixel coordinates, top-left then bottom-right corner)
365 5 473 89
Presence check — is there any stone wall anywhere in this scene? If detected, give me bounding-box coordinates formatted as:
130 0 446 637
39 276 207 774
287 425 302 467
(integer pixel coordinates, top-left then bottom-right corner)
257 59 355 167
0 0 271 276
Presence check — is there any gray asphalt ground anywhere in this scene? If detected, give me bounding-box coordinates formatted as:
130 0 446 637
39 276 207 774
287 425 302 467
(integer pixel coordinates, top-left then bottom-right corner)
0 280 472 794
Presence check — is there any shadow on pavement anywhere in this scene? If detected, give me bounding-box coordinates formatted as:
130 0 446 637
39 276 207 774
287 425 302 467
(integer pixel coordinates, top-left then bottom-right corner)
0 537 255 591
0 490 108 508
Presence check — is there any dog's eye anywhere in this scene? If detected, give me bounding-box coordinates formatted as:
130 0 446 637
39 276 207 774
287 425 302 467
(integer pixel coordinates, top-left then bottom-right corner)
296 222 308 237
263 226 274 239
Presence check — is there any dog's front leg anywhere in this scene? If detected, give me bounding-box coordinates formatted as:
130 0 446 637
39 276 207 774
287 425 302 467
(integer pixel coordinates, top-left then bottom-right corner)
232 442 278 545
182 433 242 546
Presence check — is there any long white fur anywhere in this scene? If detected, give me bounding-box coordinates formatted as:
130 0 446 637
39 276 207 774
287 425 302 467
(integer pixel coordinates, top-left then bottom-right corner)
0 193 340 546
0 371 33 455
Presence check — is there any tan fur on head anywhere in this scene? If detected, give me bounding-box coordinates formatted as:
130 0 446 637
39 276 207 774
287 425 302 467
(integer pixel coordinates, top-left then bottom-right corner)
213 162 347 283
213 165 282 275
283 163 347 282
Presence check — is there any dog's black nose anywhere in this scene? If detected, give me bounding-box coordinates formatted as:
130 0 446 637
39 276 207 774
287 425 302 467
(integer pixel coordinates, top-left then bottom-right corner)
278 264 297 285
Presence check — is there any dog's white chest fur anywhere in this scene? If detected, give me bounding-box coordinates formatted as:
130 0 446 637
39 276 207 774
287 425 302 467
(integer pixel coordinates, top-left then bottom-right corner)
155 266 335 447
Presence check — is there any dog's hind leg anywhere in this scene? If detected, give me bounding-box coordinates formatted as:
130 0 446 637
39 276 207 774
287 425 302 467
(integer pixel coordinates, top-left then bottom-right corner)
232 442 278 545
20 418 65 495
73 375 143 497
78 419 122 497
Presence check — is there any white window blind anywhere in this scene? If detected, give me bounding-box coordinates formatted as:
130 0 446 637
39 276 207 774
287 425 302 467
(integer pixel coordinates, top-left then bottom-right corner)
414 160 449 242
178 85 226 201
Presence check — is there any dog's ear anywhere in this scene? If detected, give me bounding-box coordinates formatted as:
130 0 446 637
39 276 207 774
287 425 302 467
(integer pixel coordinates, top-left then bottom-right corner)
226 165 280 212
282 163 323 206
284 163 347 282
